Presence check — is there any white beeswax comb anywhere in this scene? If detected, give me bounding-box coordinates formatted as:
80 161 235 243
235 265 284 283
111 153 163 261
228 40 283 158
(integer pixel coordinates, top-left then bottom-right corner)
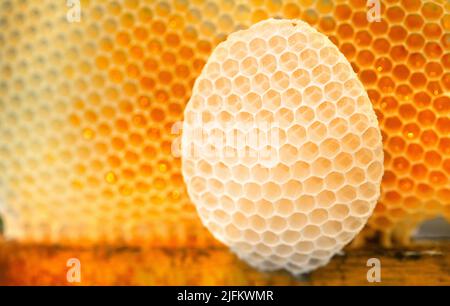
182 19 384 275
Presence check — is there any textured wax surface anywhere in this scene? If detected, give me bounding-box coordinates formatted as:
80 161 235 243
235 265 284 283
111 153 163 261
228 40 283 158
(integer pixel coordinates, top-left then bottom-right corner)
182 19 384 274
0 0 448 247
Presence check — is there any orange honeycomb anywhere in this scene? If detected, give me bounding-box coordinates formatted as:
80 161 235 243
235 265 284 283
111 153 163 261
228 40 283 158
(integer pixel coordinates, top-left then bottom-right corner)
0 0 448 247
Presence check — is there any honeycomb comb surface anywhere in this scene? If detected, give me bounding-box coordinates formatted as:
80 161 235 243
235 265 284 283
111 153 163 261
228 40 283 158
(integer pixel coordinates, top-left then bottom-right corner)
182 19 384 274
0 0 448 246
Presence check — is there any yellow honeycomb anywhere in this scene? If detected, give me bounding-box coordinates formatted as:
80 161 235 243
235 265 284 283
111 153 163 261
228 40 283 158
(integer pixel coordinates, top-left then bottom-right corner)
0 0 448 247
182 19 383 274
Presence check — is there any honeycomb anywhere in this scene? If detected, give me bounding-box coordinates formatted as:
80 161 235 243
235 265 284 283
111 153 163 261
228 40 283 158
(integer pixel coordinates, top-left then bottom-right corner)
182 19 384 274
0 0 448 247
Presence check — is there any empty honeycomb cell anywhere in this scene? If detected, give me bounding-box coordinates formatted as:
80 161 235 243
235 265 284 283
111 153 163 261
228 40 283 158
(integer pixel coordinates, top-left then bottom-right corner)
182 19 383 275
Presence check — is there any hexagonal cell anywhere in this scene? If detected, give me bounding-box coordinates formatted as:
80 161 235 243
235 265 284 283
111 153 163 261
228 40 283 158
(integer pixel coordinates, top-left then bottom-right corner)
322 220 343 237
329 204 350 220
309 208 329 225
189 176 207 195
362 127 382 149
303 176 324 194
224 181 243 199
224 94 243 113
354 148 374 167
243 229 261 243
289 253 309 266
324 81 343 101
316 101 336 122
234 241 253 253
268 35 287 54
196 160 214 177
316 190 337 208
206 94 223 113
233 75 251 95
334 152 354 172
329 118 349 138
243 182 262 201
280 52 299 71
278 144 298 166
214 162 232 181
294 241 314 254
307 121 328 142
303 85 324 107
282 88 302 109
312 65 332 84
350 113 370 133
316 236 337 250
287 32 308 52
249 37 268 56
232 211 249 229
341 133 361 152
267 216 287 233
291 68 311 88
252 73 270 92
271 71 290 90
219 195 236 212
281 179 303 199
302 225 321 240
250 165 270 183
260 54 277 74
243 92 262 113
249 215 267 233
273 199 295 217
336 185 357 202
274 244 294 257
232 164 250 183
286 124 307 144
207 178 225 194
269 163 291 184
229 41 248 59
359 182 379 200
346 167 366 185
299 142 319 162
300 49 319 69
212 209 232 226
318 138 341 159
336 97 356 117
236 198 256 216
343 216 364 232
255 199 274 218
294 195 316 213
311 157 333 177
254 243 272 256
224 224 242 241
350 200 372 217
241 56 258 76
262 89 281 111
222 58 239 77
295 105 316 125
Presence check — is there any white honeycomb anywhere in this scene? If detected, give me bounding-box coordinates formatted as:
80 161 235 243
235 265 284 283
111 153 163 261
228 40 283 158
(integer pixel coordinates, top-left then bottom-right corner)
182 19 384 275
